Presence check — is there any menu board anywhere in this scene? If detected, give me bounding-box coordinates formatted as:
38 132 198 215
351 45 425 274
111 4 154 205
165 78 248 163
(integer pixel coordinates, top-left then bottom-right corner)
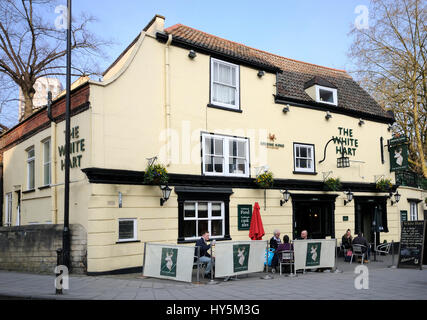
398 220 426 269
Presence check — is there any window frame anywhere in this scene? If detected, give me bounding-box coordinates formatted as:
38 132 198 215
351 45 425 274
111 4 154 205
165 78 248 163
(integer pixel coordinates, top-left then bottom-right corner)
409 201 418 221
117 218 138 242
210 57 240 110
201 132 250 178
5 192 12 227
315 85 338 106
293 143 316 173
42 138 51 186
26 146 35 190
182 201 225 241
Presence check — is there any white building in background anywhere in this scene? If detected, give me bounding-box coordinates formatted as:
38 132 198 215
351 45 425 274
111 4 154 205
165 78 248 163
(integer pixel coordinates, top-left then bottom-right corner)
18 77 62 121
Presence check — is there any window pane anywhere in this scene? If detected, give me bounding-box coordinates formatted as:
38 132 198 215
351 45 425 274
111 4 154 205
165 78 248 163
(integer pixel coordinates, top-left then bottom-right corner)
28 160 35 189
237 159 246 174
307 147 312 158
229 140 237 157
212 203 222 216
229 157 237 173
205 156 213 173
198 202 208 218
184 203 196 218
205 137 213 155
198 220 208 236
183 220 196 238
214 139 223 155
214 157 223 173
319 89 334 103
28 148 34 158
119 220 134 240
211 220 223 237
44 140 50 163
300 147 307 158
214 83 236 106
237 141 245 157
307 160 312 169
218 63 232 84
299 159 307 168
213 62 219 82
44 163 51 185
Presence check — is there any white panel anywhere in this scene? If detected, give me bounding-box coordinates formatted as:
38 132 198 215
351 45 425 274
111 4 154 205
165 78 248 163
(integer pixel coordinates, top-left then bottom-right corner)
293 239 336 270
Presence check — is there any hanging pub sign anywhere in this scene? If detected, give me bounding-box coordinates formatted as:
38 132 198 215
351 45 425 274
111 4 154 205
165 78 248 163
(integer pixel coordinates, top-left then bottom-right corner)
237 205 252 230
388 136 409 172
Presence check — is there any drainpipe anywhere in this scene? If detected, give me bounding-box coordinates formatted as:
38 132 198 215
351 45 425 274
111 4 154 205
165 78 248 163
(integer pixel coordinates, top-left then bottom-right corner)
165 34 172 167
51 122 58 224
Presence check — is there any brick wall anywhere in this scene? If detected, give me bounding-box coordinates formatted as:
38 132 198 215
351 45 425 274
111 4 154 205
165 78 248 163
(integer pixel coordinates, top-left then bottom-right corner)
0 224 87 274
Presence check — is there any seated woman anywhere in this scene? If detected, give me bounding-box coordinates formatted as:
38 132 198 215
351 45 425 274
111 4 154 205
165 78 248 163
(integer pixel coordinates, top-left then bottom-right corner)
271 235 293 272
341 229 352 260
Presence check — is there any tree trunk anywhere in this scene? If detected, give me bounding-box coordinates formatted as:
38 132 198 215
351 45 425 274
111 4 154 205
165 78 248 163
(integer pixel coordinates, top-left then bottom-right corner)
22 87 35 119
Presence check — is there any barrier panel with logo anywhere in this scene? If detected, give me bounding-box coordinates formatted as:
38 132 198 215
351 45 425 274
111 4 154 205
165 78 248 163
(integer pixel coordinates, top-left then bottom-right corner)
293 239 336 271
143 243 195 283
214 240 267 278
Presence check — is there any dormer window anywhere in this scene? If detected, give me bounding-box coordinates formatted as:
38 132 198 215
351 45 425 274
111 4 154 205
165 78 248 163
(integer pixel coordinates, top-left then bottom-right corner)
316 86 337 106
304 77 338 106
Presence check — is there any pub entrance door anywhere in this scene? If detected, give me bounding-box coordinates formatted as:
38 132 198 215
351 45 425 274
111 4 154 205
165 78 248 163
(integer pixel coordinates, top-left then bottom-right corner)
292 194 336 240
354 197 388 244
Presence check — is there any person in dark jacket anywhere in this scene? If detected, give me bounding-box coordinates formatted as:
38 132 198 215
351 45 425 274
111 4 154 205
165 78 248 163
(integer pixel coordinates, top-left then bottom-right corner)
352 232 370 262
342 229 353 250
194 231 216 278
269 229 281 250
271 235 294 272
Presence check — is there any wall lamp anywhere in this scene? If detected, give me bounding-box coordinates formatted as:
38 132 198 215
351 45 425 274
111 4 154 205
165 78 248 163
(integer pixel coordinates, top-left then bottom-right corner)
325 111 332 120
257 70 265 78
387 124 393 132
188 50 197 59
358 118 365 126
280 190 291 206
389 190 401 206
160 185 172 206
344 190 354 206
282 104 290 113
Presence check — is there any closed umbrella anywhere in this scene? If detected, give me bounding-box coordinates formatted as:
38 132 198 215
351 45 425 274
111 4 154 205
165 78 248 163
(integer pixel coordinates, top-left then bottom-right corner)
249 202 265 240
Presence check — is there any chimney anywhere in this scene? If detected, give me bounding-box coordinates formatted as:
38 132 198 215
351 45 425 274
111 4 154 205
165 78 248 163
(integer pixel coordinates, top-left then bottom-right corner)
144 14 165 36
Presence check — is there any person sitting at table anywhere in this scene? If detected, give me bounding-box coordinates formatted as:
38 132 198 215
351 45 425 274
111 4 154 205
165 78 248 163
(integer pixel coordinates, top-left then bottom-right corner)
194 230 216 278
352 232 370 263
341 229 353 258
271 235 293 272
269 229 281 250
297 230 310 240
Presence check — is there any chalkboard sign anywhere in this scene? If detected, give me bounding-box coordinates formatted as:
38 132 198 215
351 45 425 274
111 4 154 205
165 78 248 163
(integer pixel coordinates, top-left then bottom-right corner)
398 220 426 269
238 205 252 230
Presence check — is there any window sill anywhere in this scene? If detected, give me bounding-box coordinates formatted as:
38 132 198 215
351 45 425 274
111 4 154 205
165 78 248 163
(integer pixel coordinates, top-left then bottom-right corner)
292 171 318 175
116 240 141 244
207 104 242 113
177 236 232 244
38 185 51 190
22 189 36 194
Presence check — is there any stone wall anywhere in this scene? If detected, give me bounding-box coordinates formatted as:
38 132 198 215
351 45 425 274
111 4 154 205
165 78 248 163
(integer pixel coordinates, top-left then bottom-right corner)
0 224 87 274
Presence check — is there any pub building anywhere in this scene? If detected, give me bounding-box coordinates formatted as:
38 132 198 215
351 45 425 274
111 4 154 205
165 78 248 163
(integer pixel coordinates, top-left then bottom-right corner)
0 15 426 275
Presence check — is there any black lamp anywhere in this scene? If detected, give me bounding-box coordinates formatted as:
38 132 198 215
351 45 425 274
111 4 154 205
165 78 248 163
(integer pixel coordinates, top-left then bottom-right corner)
160 185 172 206
257 70 265 78
344 190 353 206
280 190 291 206
282 104 290 113
325 111 332 120
188 50 197 59
391 191 401 206
337 156 350 168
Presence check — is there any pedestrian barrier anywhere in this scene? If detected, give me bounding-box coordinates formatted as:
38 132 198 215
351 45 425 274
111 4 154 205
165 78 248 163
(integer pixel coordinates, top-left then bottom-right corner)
214 240 267 278
293 239 336 272
142 243 195 283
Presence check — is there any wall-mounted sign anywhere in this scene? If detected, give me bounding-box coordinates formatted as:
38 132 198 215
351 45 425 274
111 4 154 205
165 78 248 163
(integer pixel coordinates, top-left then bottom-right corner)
389 136 408 172
400 210 408 222
238 205 252 230
333 127 359 156
58 126 85 171
260 133 284 149
343 216 349 222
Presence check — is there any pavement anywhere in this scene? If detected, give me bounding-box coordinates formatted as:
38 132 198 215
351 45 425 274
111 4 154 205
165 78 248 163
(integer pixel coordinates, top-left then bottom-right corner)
0 255 426 300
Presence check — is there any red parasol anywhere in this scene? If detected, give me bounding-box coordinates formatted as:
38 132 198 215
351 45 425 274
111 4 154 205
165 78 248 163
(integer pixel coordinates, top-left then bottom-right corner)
249 202 265 240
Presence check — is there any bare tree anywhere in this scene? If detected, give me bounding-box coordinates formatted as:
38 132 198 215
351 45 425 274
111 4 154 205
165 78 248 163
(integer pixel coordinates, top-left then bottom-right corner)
349 0 427 178
0 0 109 121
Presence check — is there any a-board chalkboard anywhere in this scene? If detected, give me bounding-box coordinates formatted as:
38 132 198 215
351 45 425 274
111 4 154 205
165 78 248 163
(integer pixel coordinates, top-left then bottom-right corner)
398 220 426 269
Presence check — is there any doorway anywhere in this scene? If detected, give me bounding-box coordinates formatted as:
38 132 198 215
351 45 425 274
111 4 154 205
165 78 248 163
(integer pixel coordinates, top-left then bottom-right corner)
292 194 336 240
354 197 388 244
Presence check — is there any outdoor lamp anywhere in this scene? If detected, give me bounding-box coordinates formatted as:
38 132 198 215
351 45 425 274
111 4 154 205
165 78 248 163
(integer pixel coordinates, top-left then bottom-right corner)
337 156 350 168
188 50 197 59
358 118 365 126
325 111 332 120
160 185 172 206
344 190 353 206
282 104 290 113
391 191 401 206
280 189 291 206
257 70 265 78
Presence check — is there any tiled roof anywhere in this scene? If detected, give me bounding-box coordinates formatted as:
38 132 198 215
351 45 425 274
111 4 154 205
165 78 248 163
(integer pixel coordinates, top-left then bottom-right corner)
165 24 392 121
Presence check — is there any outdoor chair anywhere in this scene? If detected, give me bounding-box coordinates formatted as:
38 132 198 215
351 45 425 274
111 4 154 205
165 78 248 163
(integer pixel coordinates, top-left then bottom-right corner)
350 244 368 264
278 250 294 276
374 242 391 260
193 246 208 281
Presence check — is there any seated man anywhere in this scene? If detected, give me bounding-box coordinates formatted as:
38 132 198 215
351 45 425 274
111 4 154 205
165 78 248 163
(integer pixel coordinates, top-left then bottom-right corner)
269 229 281 250
352 232 370 263
194 230 216 278
297 230 309 240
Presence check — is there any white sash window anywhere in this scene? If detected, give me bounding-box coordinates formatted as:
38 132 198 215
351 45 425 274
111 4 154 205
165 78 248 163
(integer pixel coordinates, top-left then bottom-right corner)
211 58 240 109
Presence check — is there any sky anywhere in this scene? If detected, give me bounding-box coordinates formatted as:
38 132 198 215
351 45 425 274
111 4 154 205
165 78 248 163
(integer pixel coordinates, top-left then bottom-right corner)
1 0 372 127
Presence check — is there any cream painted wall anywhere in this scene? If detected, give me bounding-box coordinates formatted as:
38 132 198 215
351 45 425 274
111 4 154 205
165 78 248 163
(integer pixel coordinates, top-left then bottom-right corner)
2 110 91 229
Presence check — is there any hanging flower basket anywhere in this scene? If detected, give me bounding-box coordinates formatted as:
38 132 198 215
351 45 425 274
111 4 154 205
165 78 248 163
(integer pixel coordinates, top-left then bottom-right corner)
324 177 342 191
376 178 392 192
255 171 274 189
144 163 169 185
